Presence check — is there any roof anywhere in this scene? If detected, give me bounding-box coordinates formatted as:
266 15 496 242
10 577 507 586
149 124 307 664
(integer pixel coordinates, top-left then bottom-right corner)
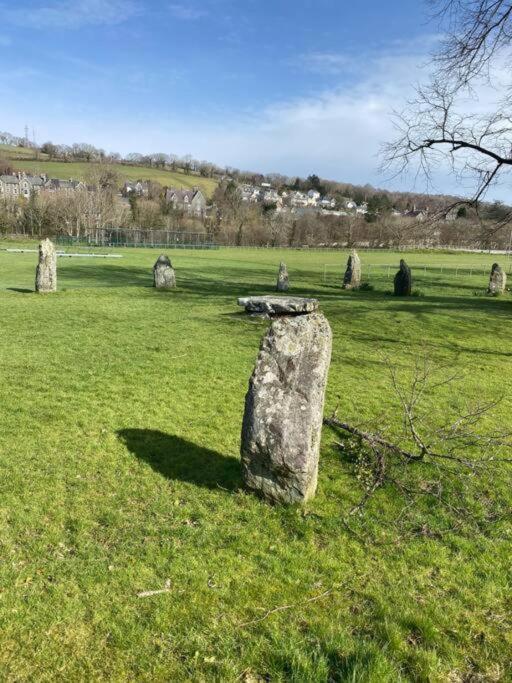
0 175 19 184
166 188 203 202
25 176 45 186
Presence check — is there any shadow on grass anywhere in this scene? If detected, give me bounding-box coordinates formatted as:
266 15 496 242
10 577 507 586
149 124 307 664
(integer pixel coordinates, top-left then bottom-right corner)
117 428 241 491
7 287 33 294
56 262 512 314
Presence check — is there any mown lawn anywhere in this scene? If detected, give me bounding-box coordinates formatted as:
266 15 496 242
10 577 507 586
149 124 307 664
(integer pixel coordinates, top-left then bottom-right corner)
0 245 510 681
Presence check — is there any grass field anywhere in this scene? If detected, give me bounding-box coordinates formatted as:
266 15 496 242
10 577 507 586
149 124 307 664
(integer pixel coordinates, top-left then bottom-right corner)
0 145 218 197
0 245 510 681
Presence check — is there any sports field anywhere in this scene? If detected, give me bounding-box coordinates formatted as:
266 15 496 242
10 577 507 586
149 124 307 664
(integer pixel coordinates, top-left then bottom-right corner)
0 245 510 681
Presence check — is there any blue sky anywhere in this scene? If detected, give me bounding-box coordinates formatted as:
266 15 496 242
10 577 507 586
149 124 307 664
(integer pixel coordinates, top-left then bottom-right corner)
0 0 497 196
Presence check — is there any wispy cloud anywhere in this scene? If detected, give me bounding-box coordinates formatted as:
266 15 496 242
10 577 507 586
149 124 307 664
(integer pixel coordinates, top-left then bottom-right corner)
1 0 141 29
169 3 207 20
297 52 353 75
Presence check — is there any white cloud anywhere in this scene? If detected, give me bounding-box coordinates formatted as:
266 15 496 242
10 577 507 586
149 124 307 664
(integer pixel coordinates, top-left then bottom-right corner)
295 52 353 75
2 37 509 200
1 0 141 29
169 3 207 20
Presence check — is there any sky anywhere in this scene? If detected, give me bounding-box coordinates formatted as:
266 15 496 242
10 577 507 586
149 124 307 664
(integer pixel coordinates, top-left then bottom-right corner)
0 0 507 199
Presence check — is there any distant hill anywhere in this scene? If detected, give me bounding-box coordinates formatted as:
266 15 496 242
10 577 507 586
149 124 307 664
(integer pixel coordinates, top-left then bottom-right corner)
0 146 218 198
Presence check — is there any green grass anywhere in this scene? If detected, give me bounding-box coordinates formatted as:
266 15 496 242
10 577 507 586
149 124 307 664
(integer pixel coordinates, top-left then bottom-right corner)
0 245 510 681
0 146 218 197
0 144 50 160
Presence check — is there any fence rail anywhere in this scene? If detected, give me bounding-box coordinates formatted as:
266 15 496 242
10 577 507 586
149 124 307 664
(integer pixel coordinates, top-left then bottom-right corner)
322 262 512 283
56 229 219 250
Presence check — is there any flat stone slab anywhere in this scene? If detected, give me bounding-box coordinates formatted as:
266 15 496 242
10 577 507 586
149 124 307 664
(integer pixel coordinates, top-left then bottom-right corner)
237 295 319 316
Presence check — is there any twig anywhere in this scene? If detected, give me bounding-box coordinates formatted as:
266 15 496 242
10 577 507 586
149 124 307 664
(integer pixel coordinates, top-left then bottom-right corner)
239 588 334 627
137 588 171 598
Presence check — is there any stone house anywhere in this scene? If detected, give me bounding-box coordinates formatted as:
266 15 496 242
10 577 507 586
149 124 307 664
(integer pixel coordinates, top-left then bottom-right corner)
165 187 207 216
0 172 86 199
0 175 21 198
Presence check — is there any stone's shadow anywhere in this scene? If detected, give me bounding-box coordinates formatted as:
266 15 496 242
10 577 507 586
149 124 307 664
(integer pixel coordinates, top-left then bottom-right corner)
7 288 33 294
117 428 241 492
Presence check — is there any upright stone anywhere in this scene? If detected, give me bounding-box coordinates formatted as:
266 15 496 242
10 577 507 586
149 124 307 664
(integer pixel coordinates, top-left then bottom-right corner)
342 249 361 289
241 311 332 504
153 254 176 289
394 259 412 296
488 263 506 295
276 262 289 292
35 238 57 293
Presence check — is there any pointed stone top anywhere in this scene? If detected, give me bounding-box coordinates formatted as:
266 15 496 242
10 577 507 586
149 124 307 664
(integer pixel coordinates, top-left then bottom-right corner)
238 295 318 316
155 254 172 267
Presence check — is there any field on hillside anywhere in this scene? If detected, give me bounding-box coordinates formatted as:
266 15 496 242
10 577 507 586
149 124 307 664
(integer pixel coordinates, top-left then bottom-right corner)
0 145 50 160
0 146 218 197
0 245 510 681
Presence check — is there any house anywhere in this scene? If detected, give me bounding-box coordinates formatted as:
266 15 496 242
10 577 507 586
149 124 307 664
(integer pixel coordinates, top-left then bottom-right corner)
405 208 428 221
123 180 150 197
319 197 336 209
0 172 86 199
444 204 460 221
45 178 86 193
289 191 309 208
165 187 206 216
19 173 46 198
239 185 261 203
0 175 21 198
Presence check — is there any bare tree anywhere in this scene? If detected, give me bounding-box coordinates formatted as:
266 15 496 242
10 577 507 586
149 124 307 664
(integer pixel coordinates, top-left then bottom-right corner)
384 1 512 222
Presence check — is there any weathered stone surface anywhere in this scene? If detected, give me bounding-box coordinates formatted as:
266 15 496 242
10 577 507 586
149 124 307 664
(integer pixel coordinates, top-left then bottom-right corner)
241 312 332 504
237 296 318 316
394 259 412 296
153 254 176 289
276 262 289 292
488 263 506 295
35 238 57 293
342 249 361 289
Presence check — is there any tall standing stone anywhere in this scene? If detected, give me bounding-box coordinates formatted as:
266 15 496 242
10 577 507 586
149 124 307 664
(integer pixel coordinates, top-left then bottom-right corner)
153 255 176 289
241 303 332 504
394 259 412 296
35 238 57 293
342 249 361 289
488 263 506 295
276 262 289 292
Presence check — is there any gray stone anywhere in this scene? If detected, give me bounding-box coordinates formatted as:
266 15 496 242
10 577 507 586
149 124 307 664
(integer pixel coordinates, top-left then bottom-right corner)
276 262 289 292
241 312 332 504
153 254 176 289
342 249 361 289
394 259 412 296
238 296 318 316
35 238 57 293
488 263 506 295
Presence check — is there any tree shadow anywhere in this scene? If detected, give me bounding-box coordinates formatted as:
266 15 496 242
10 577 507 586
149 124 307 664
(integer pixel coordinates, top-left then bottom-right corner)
117 428 241 492
7 287 33 294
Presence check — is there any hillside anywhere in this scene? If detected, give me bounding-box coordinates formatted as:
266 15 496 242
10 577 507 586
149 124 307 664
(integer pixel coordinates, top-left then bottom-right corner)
0 146 218 197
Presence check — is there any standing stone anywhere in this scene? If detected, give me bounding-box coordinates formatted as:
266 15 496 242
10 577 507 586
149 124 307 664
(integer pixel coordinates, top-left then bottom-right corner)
241 310 332 504
488 263 506 295
153 254 176 289
276 262 289 292
342 249 361 289
35 238 57 293
394 259 412 296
